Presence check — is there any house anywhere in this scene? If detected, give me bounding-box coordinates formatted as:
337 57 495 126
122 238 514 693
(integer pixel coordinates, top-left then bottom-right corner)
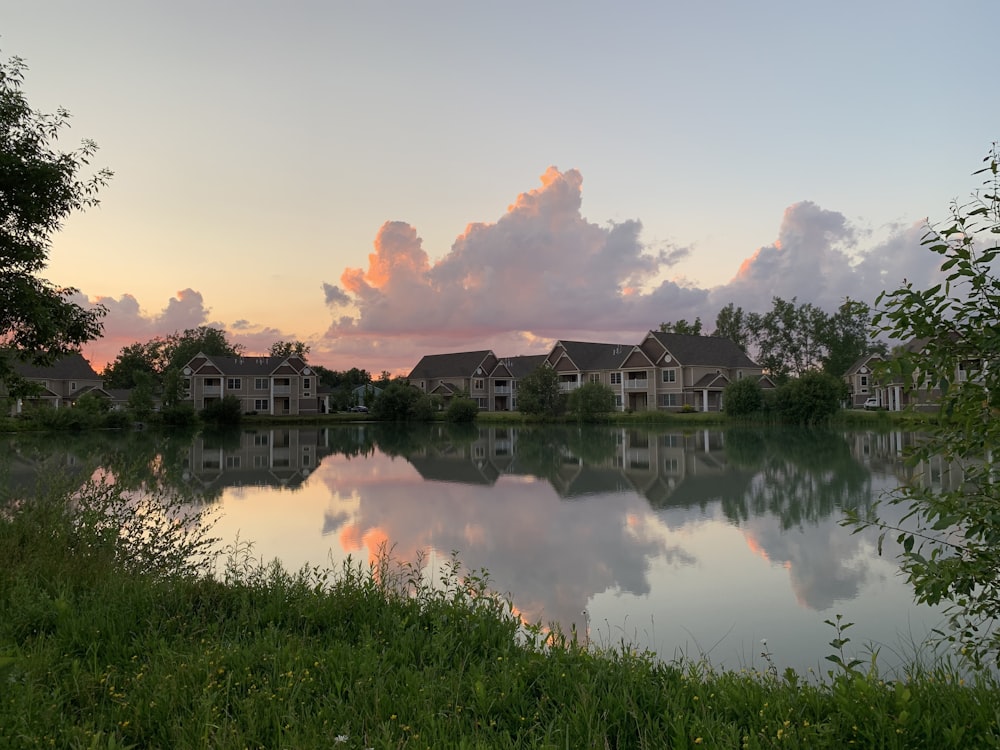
351 383 383 408
544 340 634 408
842 354 883 408
638 331 771 412
407 350 499 408
181 353 324 415
488 354 548 411
4 353 105 415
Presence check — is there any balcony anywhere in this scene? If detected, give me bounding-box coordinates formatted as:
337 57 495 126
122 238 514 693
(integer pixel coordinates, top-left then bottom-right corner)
273 385 291 395
203 386 222 397
559 382 580 392
624 379 648 390
493 385 511 395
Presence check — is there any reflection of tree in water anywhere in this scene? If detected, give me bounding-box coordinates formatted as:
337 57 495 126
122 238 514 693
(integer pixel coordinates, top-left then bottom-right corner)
722 428 872 529
509 426 620 482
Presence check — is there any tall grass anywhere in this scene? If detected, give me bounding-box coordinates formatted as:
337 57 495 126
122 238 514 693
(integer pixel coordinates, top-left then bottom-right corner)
2 479 998 749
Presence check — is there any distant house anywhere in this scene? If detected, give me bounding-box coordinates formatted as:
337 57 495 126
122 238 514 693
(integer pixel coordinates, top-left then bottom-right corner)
407 350 499 409
638 331 771 412
544 340 634 407
181 353 325 415
351 383 383 407
489 354 548 411
4 353 104 415
843 354 883 408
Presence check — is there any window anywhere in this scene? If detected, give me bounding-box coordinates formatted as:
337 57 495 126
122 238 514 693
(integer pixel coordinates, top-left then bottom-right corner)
660 393 681 407
589 373 601 384
254 377 268 390
662 368 677 383
860 375 868 387
253 455 267 468
664 457 680 472
227 378 242 390
70 381 77 391
614 395 623 407
610 372 622 385
303 377 311 392
476 397 487 409
225 455 241 469
182 378 191 396
473 379 484 390
253 433 269 446
254 399 269 411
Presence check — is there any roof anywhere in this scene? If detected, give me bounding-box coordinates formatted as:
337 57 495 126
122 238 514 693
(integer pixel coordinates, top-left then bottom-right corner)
407 350 496 380
647 331 760 369
13 353 101 381
551 340 631 371
495 354 548 379
184 353 310 376
844 353 882 376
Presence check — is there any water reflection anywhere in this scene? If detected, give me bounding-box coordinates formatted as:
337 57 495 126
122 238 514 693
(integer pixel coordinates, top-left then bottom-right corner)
1 424 953 672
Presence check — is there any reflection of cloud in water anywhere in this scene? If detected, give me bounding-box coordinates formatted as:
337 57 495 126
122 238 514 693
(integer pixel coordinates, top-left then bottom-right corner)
316 453 694 630
741 516 879 611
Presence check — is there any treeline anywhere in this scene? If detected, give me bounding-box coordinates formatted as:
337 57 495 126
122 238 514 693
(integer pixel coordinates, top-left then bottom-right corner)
664 297 886 383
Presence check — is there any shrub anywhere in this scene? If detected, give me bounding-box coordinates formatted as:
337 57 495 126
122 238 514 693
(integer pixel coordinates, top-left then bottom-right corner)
775 371 845 425
567 382 615 422
200 395 242 426
445 397 479 422
723 377 763 417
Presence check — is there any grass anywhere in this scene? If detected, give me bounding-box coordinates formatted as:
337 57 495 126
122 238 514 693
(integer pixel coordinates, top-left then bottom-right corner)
2 480 998 749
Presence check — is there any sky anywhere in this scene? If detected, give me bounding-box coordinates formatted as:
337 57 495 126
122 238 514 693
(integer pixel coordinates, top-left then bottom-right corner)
4 1 997 374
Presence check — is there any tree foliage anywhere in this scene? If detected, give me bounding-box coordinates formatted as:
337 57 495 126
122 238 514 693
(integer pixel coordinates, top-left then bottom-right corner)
773 371 846 425
103 327 244 389
445 396 479 423
659 317 702 335
269 340 310 358
0 53 111 396
516 366 566 418
371 382 434 421
722 377 763 417
712 297 882 383
856 144 1000 668
567 381 615 422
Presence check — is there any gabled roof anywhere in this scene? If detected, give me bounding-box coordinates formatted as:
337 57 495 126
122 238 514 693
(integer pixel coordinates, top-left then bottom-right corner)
13 353 101 381
646 331 760 369
184 353 310 376
691 372 731 390
493 354 548 379
549 340 631 372
407 350 496 380
844 353 882 376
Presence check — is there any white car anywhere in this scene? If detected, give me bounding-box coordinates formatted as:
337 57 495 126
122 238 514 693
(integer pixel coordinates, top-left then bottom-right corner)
863 397 879 410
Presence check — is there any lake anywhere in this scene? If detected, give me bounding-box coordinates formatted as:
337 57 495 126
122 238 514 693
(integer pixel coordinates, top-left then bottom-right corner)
2 423 952 675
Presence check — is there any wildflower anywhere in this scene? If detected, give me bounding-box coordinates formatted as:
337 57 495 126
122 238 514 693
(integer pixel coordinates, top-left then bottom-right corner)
334 736 349 744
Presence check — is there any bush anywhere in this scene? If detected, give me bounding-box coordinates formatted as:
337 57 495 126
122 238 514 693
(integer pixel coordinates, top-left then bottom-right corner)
567 382 615 422
723 378 763 417
372 383 434 421
445 397 479 423
774 371 845 425
200 395 242 426
517 366 566 418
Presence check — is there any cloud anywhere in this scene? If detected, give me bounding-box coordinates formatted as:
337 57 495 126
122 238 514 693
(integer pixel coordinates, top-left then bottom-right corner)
319 167 945 373
76 288 303 372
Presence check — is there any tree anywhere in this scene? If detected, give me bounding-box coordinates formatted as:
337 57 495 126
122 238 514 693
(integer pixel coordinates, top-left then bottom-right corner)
102 341 160 389
161 326 243 374
269 340 310 358
820 298 886 377
567 381 615 422
773 371 845 425
659 317 702 335
371 382 433 421
713 303 750 352
722 377 763 417
517 366 566 418
857 144 1000 668
0 53 111 397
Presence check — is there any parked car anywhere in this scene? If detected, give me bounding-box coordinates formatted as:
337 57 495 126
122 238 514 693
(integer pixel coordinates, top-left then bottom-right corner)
863 397 879 410
350 405 369 413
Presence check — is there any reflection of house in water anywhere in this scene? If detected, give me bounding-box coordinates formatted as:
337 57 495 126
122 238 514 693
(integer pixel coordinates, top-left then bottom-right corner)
401 426 749 507
844 430 968 493
0 439 97 500
183 428 335 493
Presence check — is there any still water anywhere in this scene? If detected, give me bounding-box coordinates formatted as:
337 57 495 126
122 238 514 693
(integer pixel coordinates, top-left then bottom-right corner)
3 424 953 675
